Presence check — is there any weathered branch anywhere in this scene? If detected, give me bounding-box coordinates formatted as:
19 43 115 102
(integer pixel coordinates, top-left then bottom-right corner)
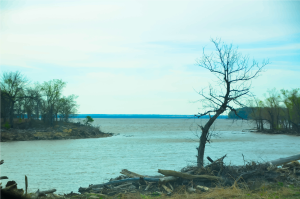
158 169 221 181
79 177 160 193
31 189 57 198
3 183 17 190
120 169 144 178
0 176 8 180
268 154 300 166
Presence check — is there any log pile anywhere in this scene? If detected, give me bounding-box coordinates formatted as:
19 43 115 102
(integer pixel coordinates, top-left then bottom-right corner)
77 154 300 197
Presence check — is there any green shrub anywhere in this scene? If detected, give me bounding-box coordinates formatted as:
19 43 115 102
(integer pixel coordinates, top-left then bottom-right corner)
84 116 94 126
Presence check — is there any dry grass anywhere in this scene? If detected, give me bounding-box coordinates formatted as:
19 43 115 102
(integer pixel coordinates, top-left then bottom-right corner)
29 183 300 199
110 183 300 199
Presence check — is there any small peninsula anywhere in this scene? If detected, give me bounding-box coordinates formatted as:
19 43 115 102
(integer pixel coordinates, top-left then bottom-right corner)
0 119 113 142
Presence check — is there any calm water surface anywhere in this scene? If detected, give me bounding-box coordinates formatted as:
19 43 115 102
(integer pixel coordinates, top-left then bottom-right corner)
1 118 299 194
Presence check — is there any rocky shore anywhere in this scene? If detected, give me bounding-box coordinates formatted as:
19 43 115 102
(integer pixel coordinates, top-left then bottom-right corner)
0 120 113 142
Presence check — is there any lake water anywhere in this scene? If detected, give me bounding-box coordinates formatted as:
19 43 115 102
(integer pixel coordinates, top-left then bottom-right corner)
1 118 299 194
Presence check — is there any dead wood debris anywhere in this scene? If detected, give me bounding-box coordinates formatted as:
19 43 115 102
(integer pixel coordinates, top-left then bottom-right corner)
1 154 300 198
76 154 300 198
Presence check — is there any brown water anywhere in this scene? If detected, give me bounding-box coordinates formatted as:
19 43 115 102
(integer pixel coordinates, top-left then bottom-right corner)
1 119 299 194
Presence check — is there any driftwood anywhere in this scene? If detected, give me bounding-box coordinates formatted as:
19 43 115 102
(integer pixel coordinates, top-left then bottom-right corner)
32 189 57 198
207 156 214 163
3 183 17 190
159 176 178 183
120 169 144 178
197 185 209 191
25 175 28 195
268 154 300 166
39 189 56 195
145 183 152 191
0 176 8 180
158 169 221 181
187 187 196 192
79 177 160 193
234 169 258 185
233 154 300 185
161 184 172 194
114 183 132 189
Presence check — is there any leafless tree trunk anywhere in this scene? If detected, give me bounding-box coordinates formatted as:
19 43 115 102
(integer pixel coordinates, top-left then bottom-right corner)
195 38 268 167
0 71 28 128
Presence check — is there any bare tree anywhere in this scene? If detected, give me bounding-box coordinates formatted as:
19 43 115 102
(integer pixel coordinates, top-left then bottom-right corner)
195 38 269 167
40 79 66 126
247 97 265 131
57 94 79 122
263 88 283 130
281 88 300 132
0 71 28 127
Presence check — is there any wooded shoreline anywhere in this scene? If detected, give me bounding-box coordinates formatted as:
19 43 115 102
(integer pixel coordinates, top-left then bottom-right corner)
0 120 113 142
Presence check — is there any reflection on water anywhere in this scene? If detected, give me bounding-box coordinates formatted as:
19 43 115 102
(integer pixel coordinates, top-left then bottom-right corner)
1 119 299 194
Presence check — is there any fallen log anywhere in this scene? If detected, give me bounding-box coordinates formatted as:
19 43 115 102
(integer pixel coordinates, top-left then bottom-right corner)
268 154 300 166
114 183 132 189
162 184 172 194
159 176 178 183
0 176 8 180
145 183 152 191
79 177 160 193
31 189 57 199
38 189 56 195
120 169 144 178
158 169 221 181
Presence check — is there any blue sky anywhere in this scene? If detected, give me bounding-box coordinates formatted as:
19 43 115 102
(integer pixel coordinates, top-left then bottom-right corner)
0 0 299 114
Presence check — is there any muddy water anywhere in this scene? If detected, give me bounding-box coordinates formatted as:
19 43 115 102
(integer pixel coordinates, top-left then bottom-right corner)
1 119 299 194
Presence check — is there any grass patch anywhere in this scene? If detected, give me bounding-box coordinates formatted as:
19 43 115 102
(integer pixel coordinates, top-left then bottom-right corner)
106 183 300 199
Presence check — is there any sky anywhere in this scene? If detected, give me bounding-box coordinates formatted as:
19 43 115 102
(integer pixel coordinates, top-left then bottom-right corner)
0 0 299 114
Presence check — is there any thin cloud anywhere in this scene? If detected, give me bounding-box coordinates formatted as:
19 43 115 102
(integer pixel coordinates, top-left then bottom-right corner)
1 0 299 114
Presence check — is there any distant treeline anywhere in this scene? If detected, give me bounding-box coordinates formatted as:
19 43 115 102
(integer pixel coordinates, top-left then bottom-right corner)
0 71 79 128
228 88 300 133
74 114 228 119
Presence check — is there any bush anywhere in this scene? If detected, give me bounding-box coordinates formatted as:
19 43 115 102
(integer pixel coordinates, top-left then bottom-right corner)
84 116 94 126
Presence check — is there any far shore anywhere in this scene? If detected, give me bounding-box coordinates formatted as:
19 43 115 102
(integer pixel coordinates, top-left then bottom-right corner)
1 118 298 142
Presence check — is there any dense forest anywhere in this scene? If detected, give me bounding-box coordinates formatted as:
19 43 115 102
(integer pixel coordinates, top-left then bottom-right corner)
228 88 300 133
0 71 79 128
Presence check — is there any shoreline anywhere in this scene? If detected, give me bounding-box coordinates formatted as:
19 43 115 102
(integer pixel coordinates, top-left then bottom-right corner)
0 121 113 142
2 156 300 199
253 129 300 136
